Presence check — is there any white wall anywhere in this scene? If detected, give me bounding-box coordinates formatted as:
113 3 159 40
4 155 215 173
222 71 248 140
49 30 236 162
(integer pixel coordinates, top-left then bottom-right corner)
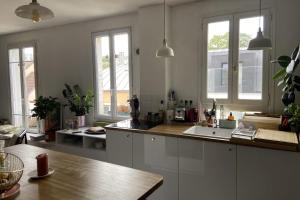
273 0 300 113
0 13 139 123
0 0 300 123
170 0 300 113
138 4 172 115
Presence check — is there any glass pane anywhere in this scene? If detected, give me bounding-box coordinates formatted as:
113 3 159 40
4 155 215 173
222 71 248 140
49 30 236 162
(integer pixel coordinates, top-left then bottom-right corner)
95 35 111 116
238 16 264 100
9 49 19 63
23 47 34 62
114 33 130 117
23 47 37 129
9 58 23 127
207 21 229 99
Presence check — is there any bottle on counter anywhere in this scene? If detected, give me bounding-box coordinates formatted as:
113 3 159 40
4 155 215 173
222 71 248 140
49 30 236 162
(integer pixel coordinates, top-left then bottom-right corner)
228 112 235 121
219 105 225 120
159 100 165 123
187 100 198 122
167 90 177 110
184 100 189 120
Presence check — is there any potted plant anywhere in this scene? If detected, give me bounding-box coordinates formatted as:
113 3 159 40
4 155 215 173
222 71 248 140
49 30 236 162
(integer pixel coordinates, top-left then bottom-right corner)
62 84 94 127
32 96 60 139
287 103 300 136
272 44 300 130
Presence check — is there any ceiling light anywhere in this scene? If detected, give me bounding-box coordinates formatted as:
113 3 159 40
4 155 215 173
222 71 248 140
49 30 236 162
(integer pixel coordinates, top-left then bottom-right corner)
156 0 175 58
15 0 54 23
247 0 272 50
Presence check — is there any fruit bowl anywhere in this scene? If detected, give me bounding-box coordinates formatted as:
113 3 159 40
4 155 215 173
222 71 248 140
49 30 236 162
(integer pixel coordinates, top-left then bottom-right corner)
0 153 24 194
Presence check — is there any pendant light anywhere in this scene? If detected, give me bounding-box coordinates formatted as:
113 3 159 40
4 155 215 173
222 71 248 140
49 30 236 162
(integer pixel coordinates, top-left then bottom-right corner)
156 0 175 58
248 0 272 50
15 0 54 23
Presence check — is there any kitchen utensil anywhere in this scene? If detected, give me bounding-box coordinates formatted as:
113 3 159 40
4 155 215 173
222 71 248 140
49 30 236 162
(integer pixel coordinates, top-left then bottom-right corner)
175 108 186 121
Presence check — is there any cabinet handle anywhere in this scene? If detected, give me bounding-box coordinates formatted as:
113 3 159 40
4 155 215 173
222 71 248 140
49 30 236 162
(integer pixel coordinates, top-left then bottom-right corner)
228 148 232 151
151 137 156 141
126 134 130 138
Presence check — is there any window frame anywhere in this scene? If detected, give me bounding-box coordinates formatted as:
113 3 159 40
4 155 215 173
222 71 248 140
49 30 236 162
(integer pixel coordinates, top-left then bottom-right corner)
202 15 234 104
92 27 133 121
202 10 272 111
7 41 38 132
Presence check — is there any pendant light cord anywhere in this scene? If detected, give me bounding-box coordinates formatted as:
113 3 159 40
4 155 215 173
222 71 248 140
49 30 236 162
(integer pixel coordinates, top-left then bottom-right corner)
259 0 262 28
163 0 166 40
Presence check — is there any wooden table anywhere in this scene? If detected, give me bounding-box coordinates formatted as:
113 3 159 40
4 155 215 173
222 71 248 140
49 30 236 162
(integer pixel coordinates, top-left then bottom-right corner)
5 144 163 200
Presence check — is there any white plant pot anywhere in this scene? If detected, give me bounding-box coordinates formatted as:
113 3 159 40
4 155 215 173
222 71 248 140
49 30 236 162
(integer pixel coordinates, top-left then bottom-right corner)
38 119 45 134
77 115 86 128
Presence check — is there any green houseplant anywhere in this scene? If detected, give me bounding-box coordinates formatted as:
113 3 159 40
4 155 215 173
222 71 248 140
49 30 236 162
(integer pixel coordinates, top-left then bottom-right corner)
62 84 94 127
287 103 300 134
272 44 300 131
32 96 60 136
272 44 300 109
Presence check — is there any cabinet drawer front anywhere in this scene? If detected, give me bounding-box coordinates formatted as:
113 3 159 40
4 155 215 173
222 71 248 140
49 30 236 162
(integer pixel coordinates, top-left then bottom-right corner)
133 133 178 200
107 130 132 167
179 139 236 200
237 145 300 200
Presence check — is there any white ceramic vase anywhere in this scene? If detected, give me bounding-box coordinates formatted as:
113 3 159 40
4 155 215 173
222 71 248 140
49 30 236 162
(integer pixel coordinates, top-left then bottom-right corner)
38 119 45 134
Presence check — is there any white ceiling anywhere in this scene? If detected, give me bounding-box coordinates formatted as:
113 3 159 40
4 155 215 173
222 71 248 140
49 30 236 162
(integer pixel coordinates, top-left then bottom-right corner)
0 0 196 35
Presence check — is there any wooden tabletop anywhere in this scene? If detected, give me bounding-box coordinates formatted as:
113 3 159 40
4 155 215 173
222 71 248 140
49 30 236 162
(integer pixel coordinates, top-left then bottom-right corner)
4 144 163 200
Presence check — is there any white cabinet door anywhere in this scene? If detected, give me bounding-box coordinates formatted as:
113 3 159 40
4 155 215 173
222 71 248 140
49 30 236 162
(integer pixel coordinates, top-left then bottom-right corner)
133 133 178 200
106 130 132 167
179 139 236 200
237 145 300 200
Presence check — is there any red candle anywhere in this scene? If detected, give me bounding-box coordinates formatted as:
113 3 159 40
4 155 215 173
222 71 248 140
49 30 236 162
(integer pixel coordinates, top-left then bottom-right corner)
36 153 48 176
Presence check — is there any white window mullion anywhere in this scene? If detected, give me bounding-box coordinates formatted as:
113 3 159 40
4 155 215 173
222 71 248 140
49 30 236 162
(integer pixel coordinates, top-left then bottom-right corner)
109 32 116 119
19 48 27 128
231 15 240 104
263 13 272 111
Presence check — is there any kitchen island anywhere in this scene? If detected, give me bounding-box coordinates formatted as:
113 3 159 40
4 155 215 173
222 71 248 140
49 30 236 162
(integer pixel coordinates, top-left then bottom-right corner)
5 144 163 200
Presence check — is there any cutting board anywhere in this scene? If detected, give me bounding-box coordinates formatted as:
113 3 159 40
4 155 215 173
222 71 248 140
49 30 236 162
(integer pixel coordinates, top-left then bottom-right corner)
240 116 281 130
254 129 298 146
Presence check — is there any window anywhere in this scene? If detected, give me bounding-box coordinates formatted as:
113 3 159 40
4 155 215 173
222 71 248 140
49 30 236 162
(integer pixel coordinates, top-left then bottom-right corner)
238 17 263 100
8 45 37 131
203 12 271 107
207 20 230 99
93 28 131 119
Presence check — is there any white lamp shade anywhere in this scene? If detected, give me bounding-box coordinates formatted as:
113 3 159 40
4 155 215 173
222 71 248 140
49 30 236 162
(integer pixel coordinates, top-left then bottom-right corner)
248 28 272 50
156 39 175 57
15 1 54 23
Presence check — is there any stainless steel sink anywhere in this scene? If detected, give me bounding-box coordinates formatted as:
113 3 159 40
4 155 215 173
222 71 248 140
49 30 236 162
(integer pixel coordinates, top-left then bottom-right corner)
183 126 233 139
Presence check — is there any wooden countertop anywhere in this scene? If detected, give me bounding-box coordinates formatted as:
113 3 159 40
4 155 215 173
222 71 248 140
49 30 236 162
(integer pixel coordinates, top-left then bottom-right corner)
5 144 163 200
148 124 192 136
105 121 299 152
255 129 298 145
